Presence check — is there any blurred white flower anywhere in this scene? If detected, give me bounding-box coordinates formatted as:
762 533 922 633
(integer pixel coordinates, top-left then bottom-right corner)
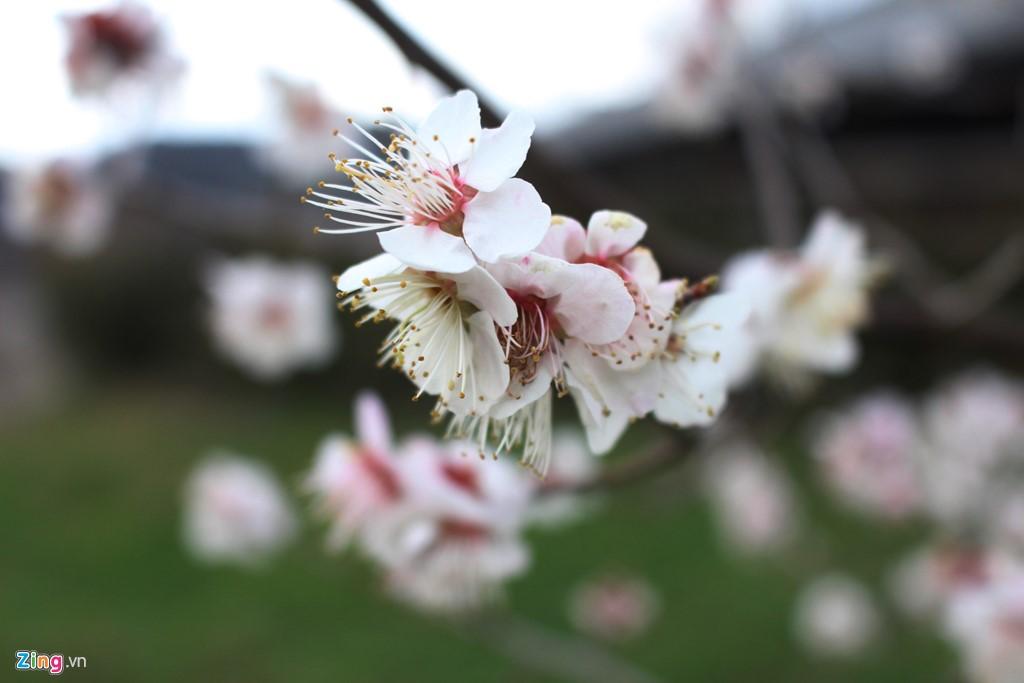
704 441 797 555
305 89 551 274
794 574 879 657
722 210 877 383
260 74 343 186
918 371 1024 527
654 0 741 133
569 574 660 642
205 256 338 381
946 555 1024 683
811 392 922 521
527 428 600 528
305 392 403 550
890 18 964 93
363 440 533 614
63 3 182 99
3 160 113 257
183 452 297 567
889 543 992 622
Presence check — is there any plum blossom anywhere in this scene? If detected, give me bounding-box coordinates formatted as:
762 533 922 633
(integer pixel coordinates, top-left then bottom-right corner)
205 256 338 381
335 253 514 423
794 574 880 657
917 371 1024 527
450 251 636 475
304 90 550 274
535 211 748 454
260 74 345 186
569 574 660 641
63 3 182 99
362 440 533 614
703 441 797 554
722 210 878 384
305 392 402 550
183 452 297 567
3 160 113 257
945 555 1024 683
811 393 923 521
889 543 992 622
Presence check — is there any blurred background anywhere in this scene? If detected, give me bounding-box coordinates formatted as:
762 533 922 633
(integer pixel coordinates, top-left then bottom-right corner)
2 0 1023 681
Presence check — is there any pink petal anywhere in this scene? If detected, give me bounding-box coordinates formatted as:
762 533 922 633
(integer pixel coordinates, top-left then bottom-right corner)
378 225 476 274
463 179 550 263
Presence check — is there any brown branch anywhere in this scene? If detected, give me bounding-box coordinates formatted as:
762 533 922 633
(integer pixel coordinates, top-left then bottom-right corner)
542 437 691 496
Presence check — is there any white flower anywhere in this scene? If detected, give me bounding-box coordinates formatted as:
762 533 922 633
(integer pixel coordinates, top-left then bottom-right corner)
703 441 797 554
794 574 879 657
811 392 923 521
260 74 343 186
569 574 660 641
722 210 876 382
335 253 515 421
888 543 992 622
449 251 635 475
305 392 403 550
205 256 338 381
182 452 297 567
362 440 533 614
945 555 1024 683
918 371 1024 527
535 211 749 454
565 289 749 454
3 160 112 257
305 90 551 274
63 3 182 99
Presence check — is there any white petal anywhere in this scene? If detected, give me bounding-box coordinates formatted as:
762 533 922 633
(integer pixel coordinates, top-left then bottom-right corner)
416 90 482 165
489 362 554 420
535 215 586 262
460 110 534 192
448 266 518 327
463 179 551 263
336 253 403 293
355 391 392 454
653 355 728 427
550 263 635 345
485 252 570 299
586 210 647 258
378 225 476 274
621 246 661 291
444 311 511 416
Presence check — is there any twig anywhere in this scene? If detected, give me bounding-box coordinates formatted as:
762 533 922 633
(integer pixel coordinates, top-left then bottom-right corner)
463 612 666 683
543 437 690 496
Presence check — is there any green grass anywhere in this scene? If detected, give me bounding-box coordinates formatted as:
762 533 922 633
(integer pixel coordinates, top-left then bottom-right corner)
0 385 956 682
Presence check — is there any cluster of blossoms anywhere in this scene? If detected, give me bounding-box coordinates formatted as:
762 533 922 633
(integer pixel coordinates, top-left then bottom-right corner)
304 393 593 613
304 89 750 476
809 370 1024 678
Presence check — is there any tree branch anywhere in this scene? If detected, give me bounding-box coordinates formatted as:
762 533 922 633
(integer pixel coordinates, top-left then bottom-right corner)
542 437 691 496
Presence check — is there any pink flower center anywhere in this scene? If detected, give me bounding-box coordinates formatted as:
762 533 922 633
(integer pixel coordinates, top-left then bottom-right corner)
440 461 483 498
412 172 476 237
503 293 557 385
78 12 153 68
358 451 402 500
439 518 488 541
257 301 293 332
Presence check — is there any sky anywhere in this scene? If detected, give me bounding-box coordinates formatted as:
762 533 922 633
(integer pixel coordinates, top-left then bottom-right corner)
0 0 885 165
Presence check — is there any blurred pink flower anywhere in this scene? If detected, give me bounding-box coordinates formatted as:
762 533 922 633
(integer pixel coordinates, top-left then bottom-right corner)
182 452 297 567
569 573 660 642
205 256 338 381
3 160 112 257
811 392 922 521
260 74 345 186
63 3 182 99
